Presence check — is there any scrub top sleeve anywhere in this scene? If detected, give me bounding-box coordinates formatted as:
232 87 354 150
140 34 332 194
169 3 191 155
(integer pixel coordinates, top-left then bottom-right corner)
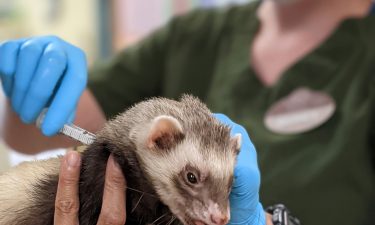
88 20 175 119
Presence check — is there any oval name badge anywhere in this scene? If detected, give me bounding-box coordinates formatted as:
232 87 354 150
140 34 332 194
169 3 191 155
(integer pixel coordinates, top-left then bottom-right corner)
264 87 336 135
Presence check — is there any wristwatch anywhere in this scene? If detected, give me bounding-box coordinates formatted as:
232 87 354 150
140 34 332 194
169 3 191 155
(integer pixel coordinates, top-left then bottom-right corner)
265 204 301 225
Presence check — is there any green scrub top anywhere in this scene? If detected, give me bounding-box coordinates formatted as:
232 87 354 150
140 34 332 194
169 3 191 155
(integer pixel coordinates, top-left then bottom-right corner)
89 2 375 225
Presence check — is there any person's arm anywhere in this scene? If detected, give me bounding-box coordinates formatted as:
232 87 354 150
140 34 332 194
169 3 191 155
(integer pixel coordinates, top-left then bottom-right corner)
0 36 107 154
0 19 170 154
1 89 106 154
0 10 221 155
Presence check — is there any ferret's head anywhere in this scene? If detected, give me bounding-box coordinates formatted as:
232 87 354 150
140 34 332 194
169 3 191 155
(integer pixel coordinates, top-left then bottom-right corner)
130 115 241 225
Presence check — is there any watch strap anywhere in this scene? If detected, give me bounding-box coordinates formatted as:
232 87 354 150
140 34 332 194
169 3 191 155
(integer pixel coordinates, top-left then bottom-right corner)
265 204 301 225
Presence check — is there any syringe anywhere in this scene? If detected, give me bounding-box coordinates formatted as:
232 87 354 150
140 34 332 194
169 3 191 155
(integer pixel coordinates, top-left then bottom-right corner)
36 109 96 145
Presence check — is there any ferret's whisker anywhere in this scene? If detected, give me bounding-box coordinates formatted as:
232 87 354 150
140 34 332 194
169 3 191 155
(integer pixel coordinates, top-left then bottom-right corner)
166 216 176 225
131 192 144 213
126 186 158 198
139 216 144 225
156 218 166 225
156 214 173 225
151 212 168 225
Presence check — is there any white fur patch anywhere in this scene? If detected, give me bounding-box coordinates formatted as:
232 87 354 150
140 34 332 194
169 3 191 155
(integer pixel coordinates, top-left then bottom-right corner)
0 157 60 224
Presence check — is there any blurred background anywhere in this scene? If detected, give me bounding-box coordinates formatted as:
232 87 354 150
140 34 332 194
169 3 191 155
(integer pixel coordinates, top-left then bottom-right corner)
0 0 252 172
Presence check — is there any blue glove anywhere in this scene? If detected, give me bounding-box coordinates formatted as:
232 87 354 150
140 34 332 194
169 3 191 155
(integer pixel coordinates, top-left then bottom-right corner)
214 114 266 225
0 36 87 136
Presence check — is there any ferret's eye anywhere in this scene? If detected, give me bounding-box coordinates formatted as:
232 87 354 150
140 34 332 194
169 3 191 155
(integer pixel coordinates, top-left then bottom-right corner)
187 172 197 184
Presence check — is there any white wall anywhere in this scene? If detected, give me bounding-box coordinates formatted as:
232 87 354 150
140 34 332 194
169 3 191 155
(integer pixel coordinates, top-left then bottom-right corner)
0 0 99 65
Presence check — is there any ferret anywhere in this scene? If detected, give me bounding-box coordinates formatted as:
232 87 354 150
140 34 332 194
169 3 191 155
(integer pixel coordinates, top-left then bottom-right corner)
0 95 242 225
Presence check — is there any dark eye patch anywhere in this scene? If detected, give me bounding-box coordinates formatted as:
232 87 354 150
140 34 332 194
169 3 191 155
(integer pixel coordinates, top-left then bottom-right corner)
182 164 202 186
172 171 199 200
174 164 207 190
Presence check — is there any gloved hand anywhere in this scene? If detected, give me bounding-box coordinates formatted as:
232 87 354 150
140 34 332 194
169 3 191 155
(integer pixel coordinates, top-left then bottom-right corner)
214 114 266 225
0 36 87 136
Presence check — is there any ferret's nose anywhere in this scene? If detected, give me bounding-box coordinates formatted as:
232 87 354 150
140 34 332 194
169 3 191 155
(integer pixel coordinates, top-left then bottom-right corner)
210 214 228 225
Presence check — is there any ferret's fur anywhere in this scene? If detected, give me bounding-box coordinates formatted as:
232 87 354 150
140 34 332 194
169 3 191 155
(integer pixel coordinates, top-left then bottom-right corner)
0 95 241 225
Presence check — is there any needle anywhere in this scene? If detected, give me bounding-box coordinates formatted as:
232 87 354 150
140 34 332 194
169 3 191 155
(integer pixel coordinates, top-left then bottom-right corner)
36 109 96 145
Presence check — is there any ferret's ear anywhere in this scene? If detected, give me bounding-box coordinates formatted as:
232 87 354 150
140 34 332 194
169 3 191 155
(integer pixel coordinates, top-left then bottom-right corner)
230 133 242 155
146 115 185 150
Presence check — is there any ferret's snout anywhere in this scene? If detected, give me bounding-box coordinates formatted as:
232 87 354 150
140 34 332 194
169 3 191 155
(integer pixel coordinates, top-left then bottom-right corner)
210 214 229 225
203 202 230 225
